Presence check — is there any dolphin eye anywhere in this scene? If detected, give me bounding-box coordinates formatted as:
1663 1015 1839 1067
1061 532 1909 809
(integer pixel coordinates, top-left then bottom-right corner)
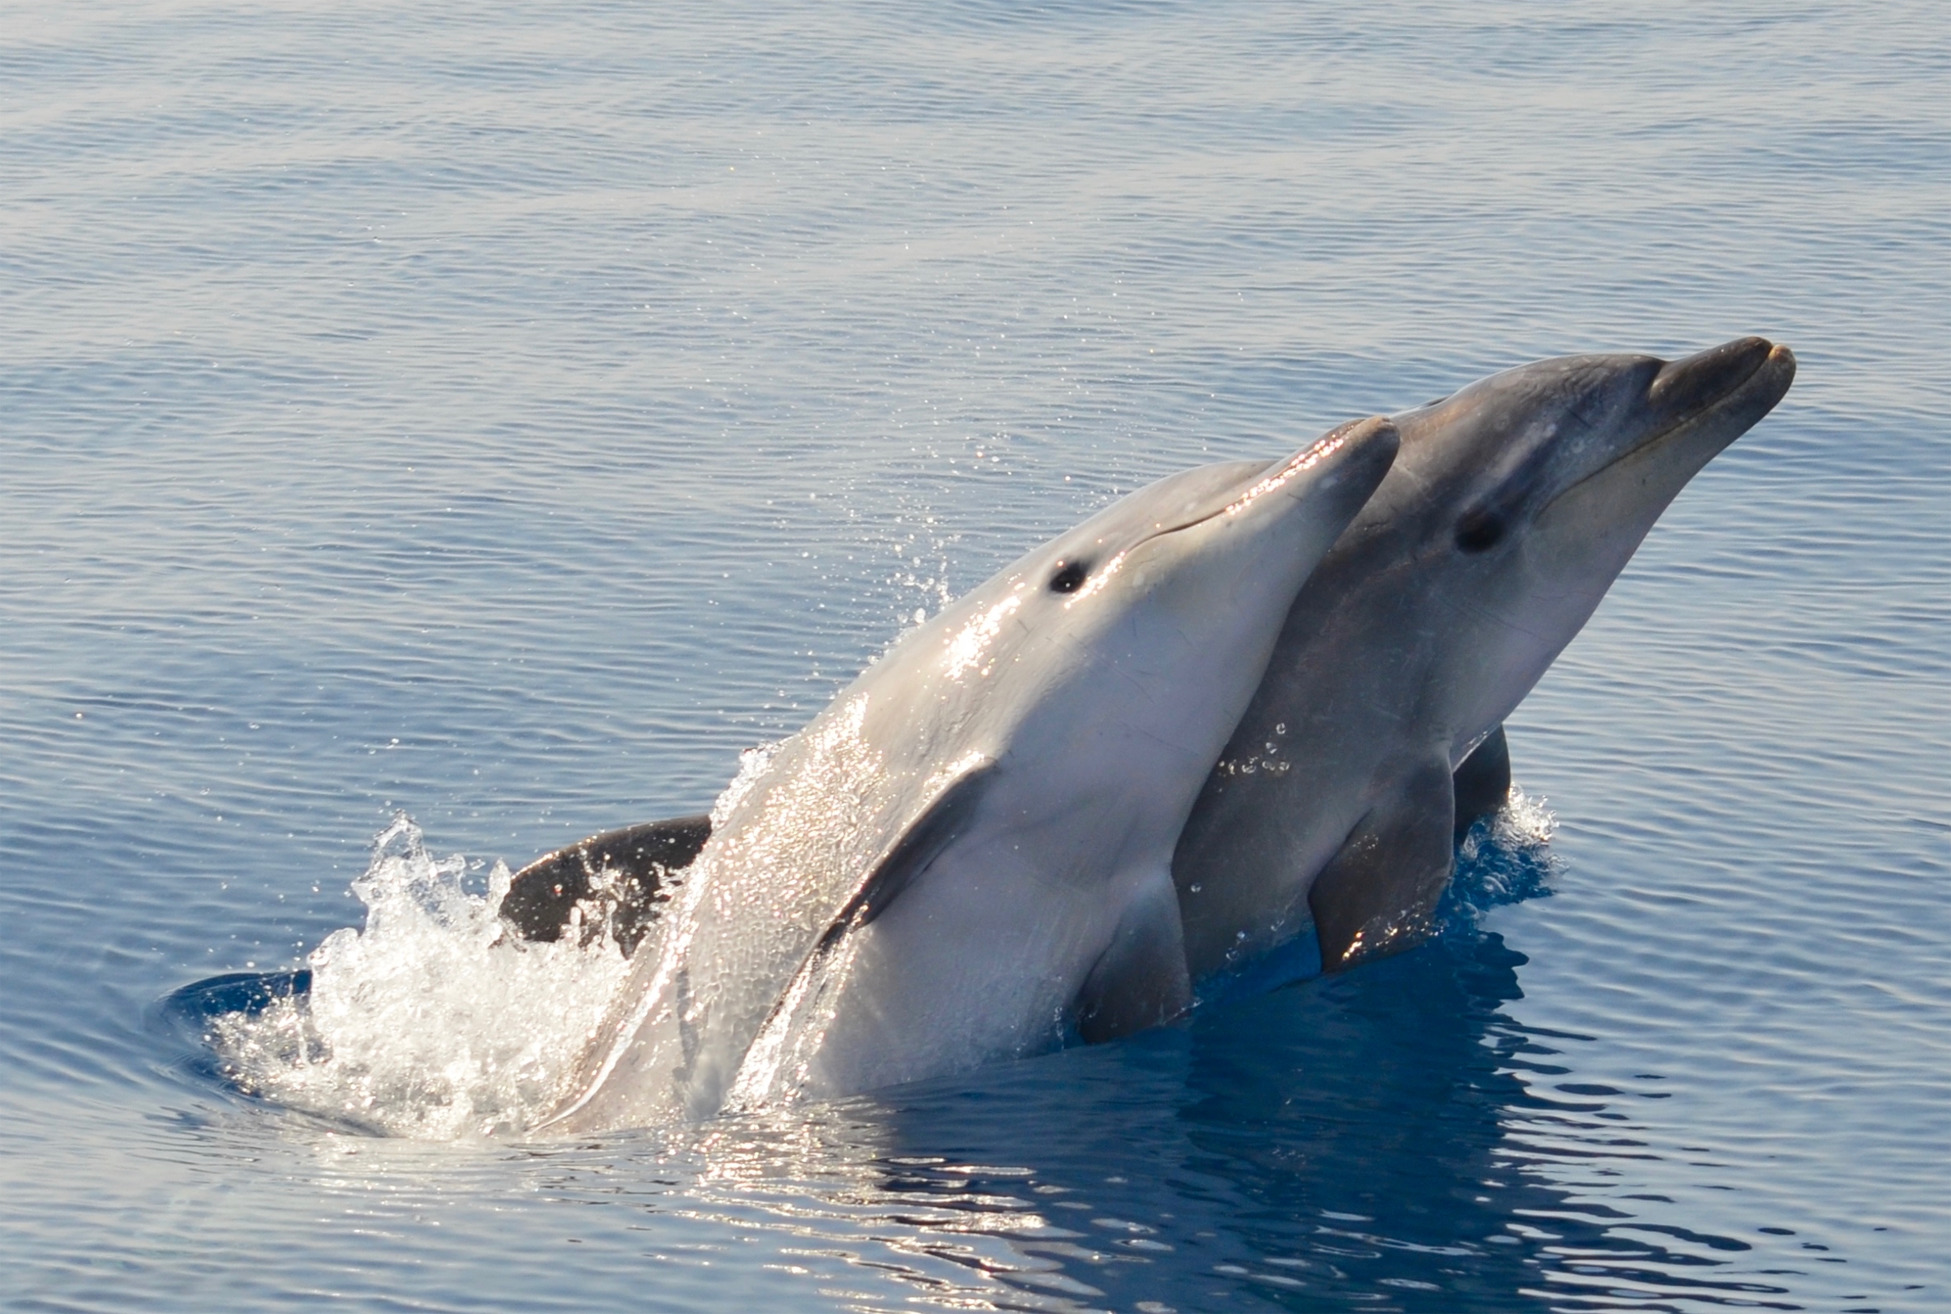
1454 511 1505 554
1048 560 1089 593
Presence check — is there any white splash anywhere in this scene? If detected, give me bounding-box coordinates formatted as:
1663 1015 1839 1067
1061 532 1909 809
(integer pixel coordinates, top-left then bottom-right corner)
712 741 781 830
209 778 1561 1140
1448 786 1560 921
1496 786 1558 848
209 815 634 1140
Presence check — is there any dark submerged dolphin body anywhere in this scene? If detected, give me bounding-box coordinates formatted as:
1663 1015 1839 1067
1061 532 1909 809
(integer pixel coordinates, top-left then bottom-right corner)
1173 337 1796 978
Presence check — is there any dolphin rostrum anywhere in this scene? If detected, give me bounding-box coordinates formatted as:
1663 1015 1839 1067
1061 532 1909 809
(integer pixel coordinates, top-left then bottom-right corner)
1172 337 1796 979
540 417 1400 1130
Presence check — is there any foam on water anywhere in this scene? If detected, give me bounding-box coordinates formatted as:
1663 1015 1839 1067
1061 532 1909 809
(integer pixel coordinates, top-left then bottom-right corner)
1448 787 1559 922
209 816 634 1140
209 741 799 1139
207 786 1558 1141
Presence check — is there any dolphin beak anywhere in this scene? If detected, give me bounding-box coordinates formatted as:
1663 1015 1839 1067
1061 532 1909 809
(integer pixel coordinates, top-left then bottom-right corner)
1646 336 1795 426
1544 336 1795 516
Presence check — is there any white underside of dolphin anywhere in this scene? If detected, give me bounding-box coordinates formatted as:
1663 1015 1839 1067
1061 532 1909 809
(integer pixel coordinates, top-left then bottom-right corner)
541 416 1401 1132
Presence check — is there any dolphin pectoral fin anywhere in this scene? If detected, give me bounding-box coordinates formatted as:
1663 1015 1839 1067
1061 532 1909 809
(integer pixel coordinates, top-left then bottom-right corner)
1073 871 1193 1045
1309 760 1456 972
1451 725 1512 845
731 761 1000 1098
499 814 713 953
848 760 998 928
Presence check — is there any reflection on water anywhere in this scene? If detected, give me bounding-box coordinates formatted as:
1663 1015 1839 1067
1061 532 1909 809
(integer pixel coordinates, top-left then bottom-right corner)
142 821 1803 1311
4 0 1948 1308
517 930 1780 1313
428 831 1792 1313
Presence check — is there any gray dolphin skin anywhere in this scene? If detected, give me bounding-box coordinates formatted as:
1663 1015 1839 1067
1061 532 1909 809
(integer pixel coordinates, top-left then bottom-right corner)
542 417 1401 1131
1172 337 1796 979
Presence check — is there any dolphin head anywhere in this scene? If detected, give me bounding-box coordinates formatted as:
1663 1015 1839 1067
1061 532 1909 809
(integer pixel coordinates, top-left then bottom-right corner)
1349 336 1795 742
733 415 1402 1102
892 416 1402 813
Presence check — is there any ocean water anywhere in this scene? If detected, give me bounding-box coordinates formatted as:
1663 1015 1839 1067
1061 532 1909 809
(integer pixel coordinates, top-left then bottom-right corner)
3 0 1947 1309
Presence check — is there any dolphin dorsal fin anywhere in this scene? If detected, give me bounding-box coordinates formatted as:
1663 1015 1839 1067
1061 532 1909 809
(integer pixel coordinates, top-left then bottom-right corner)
498 815 713 952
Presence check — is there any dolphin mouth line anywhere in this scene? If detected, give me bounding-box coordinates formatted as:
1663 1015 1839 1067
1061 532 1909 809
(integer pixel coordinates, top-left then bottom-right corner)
1147 423 1360 543
1545 340 1791 511
1067 424 1362 604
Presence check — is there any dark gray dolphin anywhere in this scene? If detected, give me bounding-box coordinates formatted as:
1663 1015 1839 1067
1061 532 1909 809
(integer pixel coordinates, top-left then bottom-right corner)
1172 337 1796 977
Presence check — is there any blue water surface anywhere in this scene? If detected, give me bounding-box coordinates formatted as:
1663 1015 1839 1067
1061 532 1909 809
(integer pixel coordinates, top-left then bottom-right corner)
2 1 1947 1309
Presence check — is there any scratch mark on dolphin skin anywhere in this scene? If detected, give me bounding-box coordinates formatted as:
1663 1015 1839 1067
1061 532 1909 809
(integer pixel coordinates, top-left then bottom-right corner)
1431 589 1556 645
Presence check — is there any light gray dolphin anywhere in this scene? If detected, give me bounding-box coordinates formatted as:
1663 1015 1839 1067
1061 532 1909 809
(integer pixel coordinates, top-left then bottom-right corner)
542 417 1401 1130
1173 337 1796 979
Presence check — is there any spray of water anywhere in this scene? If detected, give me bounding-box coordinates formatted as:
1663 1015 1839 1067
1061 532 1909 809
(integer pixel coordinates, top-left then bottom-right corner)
208 815 635 1140
207 784 1556 1139
1443 787 1559 930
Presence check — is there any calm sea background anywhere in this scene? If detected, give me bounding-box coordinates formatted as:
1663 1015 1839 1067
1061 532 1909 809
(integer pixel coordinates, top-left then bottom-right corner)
3 1 1947 1310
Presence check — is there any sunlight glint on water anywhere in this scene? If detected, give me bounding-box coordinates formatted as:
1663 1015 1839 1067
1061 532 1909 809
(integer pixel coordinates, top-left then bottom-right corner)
210 789 1557 1143
2 0 1947 1307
